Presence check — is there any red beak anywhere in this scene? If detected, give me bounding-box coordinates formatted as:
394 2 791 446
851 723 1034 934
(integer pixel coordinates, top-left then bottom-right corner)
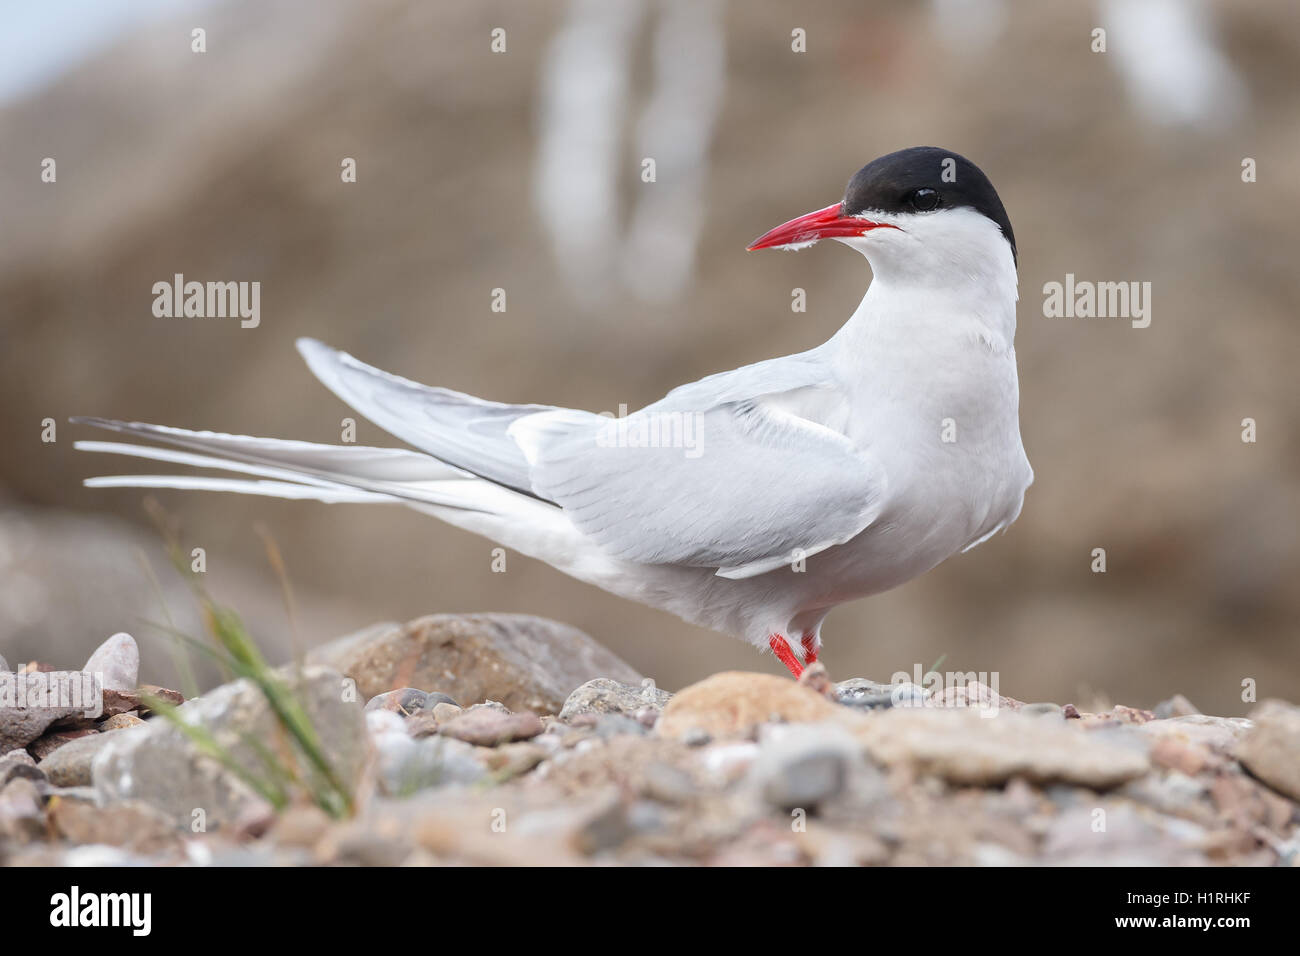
746 202 896 251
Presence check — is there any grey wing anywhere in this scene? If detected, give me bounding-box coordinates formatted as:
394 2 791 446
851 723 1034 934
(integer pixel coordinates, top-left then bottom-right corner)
512 360 886 579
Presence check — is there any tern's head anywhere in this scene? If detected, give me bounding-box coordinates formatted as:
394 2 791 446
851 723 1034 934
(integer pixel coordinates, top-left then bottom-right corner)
748 147 1016 286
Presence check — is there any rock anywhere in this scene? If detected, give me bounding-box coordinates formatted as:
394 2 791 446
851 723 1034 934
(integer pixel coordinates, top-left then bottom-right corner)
656 672 842 739
0 672 87 754
1136 714 1253 752
28 728 98 761
1149 738 1216 776
572 794 634 855
833 678 895 710
422 692 459 709
931 680 1024 713
480 742 547 778
40 725 142 787
590 714 648 738
364 688 429 715
1042 801 1209 866
559 678 672 722
1154 694 1201 719
0 750 44 787
852 708 1151 788
82 632 139 692
1237 700 1300 802
267 803 333 849
137 685 185 714
429 701 462 723
438 708 544 747
404 710 441 738
100 689 141 718
1021 702 1064 719
93 666 366 830
48 796 178 856
749 722 856 810
369 710 489 795
306 613 641 715
100 713 146 732
641 761 698 805
0 777 46 842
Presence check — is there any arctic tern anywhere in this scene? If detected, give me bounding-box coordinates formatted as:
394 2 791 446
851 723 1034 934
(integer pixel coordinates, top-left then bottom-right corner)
75 146 1032 679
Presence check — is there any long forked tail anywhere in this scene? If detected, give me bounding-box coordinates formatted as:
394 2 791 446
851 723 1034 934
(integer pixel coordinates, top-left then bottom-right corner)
71 418 534 515
69 339 612 576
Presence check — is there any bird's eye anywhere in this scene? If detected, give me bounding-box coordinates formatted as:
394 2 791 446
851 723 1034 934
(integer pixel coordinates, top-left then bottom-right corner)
909 188 940 211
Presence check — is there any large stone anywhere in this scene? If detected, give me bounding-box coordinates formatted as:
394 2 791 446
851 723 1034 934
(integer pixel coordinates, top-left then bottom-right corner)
82 632 139 692
307 614 641 715
655 672 842 739
852 707 1151 788
93 666 366 829
559 678 672 721
1236 700 1300 802
39 728 140 787
0 672 86 754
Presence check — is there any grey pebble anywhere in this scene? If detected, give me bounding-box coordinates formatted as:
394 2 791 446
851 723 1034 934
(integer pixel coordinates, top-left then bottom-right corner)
1021 702 1064 719
364 688 429 714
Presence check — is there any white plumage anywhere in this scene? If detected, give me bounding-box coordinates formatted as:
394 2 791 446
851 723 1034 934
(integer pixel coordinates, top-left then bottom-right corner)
76 162 1033 677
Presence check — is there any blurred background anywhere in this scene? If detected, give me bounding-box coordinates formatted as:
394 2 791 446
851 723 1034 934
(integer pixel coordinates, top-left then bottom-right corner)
1 0 1296 714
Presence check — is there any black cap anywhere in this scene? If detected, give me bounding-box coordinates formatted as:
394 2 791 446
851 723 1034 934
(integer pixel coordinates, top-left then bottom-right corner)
842 147 1016 264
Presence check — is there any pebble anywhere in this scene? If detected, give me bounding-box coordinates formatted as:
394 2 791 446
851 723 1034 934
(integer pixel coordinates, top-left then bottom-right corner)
641 761 698 805
100 713 146 732
1155 694 1201 719
438 708 544 747
28 728 99 761
82 632 139 692
370 712 488 794
1236 700 1300 802
480 742 548 778
101 688 141 718
0 687 85 755
429 701 463 723
833 678 895 709
267 804 334 849
0 778 48 842
422 692 459 709
699 742 760 783
1021 702 1064 719
49 797 179 856
36 728 125 787
559 678 673 721
364 688 429 715
136 685 185 714
656 672 842 739
0 750 45 787
750 722 855 810
855 707 1151 788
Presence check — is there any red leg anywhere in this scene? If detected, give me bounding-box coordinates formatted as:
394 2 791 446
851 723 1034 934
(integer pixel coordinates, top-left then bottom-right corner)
769 634 804 678
801 631 819 665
